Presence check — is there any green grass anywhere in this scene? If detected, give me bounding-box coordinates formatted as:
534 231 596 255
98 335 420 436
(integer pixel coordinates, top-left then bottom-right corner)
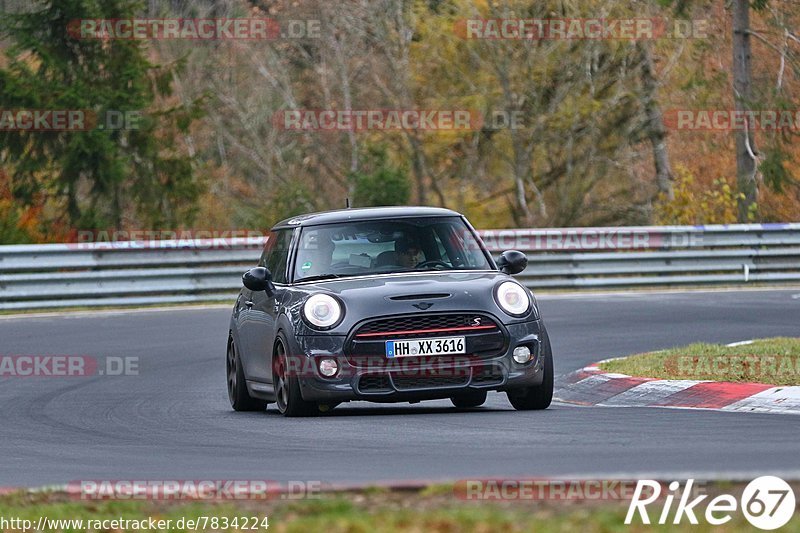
1 486 798 532
599 337 800 385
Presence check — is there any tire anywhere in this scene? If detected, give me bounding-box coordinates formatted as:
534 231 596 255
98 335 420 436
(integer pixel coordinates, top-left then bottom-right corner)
506 328 554 411
227 337 268 412
450 390 488 408
272 335 319 417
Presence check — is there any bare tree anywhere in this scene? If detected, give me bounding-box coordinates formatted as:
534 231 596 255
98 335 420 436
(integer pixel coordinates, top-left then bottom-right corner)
732 0 758 221
636 40 674 201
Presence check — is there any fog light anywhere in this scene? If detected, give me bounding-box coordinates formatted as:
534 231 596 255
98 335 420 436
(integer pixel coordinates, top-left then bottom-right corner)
512 346 532 364
319 358 339 377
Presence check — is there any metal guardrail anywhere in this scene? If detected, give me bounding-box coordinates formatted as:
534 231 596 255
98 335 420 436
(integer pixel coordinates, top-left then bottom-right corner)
1 224 799 310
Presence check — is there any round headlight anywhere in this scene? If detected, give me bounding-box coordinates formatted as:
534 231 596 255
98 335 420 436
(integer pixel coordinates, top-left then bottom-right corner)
495 281 531 317
303 294 343 329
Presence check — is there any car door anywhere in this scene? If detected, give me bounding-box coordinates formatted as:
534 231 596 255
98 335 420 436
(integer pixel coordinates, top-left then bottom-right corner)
239 228 294 383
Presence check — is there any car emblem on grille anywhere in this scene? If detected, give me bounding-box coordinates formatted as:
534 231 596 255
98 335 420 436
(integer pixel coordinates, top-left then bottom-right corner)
471 317 482 326
413 302 433 310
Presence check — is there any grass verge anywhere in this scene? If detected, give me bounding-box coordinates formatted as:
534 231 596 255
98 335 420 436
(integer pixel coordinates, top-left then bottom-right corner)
1 484 797 532
599 337 800 385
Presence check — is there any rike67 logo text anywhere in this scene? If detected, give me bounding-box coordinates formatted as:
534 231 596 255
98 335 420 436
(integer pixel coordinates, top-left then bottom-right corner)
626 477 795 530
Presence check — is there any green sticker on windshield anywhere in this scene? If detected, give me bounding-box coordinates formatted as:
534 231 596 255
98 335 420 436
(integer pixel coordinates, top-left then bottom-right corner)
301 261 312 271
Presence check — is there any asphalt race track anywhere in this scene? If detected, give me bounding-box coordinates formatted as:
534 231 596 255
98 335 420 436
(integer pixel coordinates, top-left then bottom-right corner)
1 289 799 487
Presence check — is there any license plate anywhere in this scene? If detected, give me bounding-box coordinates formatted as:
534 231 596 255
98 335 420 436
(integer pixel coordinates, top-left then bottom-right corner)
385 336 466 358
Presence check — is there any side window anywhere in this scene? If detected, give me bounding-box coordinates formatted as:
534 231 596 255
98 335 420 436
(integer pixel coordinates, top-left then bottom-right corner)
258 230 293 284
257 233 276 268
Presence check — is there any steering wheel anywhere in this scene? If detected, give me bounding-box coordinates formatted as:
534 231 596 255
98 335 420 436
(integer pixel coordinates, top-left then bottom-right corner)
415 259 452 270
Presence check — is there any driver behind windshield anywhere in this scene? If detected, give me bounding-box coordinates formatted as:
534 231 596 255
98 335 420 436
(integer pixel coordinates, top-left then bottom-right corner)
395 236 423 268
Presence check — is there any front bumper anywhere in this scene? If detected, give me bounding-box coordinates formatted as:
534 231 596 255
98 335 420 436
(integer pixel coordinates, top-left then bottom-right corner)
287 320 546 403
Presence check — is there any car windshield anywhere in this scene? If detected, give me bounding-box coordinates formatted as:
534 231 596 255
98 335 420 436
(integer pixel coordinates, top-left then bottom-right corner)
293 216 492 282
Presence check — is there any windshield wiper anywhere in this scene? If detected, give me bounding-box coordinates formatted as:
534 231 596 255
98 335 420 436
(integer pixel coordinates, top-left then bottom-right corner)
297 274 344 283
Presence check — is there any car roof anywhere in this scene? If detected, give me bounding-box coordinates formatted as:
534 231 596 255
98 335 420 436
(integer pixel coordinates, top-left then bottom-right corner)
272 206 462 230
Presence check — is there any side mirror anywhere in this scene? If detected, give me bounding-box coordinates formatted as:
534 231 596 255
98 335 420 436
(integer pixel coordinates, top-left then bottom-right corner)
242 267 276 297
497 250 528 275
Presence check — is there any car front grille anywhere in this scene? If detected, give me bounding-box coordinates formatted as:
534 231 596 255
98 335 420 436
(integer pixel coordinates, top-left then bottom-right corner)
391 374 469 390
354 313 499 339
346 313 506 368
355 363 506 394
357 374 392 392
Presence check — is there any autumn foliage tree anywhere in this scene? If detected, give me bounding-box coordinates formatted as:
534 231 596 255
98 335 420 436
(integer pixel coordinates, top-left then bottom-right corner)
0 0 203 236
1 0 799 241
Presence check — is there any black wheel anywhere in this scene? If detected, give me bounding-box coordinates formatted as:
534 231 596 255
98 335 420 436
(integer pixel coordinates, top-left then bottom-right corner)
450 390 488 408
273 336 319 417
506 328 554 411
227 337 267 412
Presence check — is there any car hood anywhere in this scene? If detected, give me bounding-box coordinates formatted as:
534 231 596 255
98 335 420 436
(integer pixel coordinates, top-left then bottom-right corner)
288 271 538 333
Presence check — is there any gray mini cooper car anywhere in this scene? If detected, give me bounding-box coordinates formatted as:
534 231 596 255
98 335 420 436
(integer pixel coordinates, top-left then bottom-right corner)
226 206 553 416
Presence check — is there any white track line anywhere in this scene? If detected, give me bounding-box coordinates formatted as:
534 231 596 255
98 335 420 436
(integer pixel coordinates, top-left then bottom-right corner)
726 340 755 347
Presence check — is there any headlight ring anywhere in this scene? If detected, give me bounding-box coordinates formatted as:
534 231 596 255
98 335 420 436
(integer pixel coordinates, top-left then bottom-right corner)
302 293 344 329
495 281 531 317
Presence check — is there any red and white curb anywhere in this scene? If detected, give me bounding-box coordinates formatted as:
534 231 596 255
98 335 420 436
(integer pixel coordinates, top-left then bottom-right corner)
556 362 800 415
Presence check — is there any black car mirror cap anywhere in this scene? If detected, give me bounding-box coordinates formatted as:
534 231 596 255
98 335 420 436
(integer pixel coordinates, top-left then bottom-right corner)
497 250 528 275
242 267 276 297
